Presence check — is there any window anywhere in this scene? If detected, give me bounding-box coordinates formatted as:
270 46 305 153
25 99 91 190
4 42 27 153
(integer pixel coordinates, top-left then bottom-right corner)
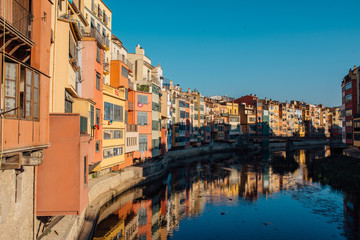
346 109 352 116
122 66 129 78
114 105 123 122
95 141 100 152
152 120 159 131
90 105 94 126
65 90 73 113
180 111 186 118
3 62 17 116
80 116 87 133
84 156 87 184
345 82 351 90
104 102 113 120
186 103 189 108
104 130 123 139
179 100 186 108
138 95 148 104
345 94 352 103
139 134 147 152
103 147 123 158
127 137 137 146
186 112 189 118
96 108 100 125
96 72 101 90
96 46 101 63
138 112 148 126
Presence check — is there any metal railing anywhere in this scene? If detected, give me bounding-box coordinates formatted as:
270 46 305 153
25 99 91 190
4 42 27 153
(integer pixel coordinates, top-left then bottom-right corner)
84 27 105 46
0 0 33 40
126 124 138 132
143 76 160 85
111 52 133 71
104 62 110 73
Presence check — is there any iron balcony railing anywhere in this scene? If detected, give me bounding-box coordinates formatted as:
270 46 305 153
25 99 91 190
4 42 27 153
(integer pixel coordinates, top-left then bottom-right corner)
0 0 33 40
104 62 110 73
143 76 160 85
111 52 133 71
84 27 105 46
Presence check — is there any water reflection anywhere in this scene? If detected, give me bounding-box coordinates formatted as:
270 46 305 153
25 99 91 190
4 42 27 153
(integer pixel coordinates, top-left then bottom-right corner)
93 147 360 240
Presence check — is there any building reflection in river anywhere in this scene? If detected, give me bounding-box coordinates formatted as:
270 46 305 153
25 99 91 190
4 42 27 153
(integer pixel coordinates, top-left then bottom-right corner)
93 147 360 240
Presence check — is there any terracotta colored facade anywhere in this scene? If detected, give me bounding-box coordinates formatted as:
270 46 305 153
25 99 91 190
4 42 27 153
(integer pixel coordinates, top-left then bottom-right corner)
82 39 104 164
37 114 89 216
132 91 152 159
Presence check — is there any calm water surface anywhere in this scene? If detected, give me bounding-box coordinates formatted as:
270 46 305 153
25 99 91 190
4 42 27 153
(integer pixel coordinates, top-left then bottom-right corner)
93 147 360 240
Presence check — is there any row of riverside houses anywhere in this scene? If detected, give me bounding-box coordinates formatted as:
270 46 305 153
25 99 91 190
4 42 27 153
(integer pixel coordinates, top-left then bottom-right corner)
0 0 342 238
235 95 342 138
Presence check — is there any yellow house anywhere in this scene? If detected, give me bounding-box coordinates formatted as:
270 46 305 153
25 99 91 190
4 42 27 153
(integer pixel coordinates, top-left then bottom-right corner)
102 84 126 170
226 102 238 116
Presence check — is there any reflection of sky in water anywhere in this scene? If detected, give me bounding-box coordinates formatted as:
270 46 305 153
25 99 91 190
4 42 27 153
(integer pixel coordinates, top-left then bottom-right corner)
94 148 359 240
170 186 344 240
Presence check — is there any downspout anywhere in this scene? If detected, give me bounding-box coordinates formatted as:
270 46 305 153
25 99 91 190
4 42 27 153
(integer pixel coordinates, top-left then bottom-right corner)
51 0 59 112
0 0 7 170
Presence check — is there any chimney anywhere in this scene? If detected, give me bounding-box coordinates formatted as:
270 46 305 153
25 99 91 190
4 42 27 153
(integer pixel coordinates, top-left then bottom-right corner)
265 97 267 102
188 88 191 93
250 94 252 96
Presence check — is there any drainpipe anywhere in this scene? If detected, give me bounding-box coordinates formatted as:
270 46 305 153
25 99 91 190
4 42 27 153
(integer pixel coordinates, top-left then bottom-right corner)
51 0 59 112
0 0 6 170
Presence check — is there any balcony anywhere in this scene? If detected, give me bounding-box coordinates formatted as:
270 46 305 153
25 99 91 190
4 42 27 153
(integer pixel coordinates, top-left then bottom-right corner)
84 27 105 48
103 62 110 75
111 52 133 71
126 124 138 132
143 76 160 85
0 0 33 41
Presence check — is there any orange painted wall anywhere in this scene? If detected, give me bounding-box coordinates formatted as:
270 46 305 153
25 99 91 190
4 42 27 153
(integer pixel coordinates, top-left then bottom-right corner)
82 40 104 164
36 114 89 216
133 91 152 159
31 0 51 76
110 61 129 89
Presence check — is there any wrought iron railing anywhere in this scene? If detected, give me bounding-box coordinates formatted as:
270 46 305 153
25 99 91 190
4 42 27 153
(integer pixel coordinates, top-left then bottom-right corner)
111 52 133 71
84 27 105 46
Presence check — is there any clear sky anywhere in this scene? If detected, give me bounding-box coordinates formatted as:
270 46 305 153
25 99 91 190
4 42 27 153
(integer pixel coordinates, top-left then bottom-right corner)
103 0 360 107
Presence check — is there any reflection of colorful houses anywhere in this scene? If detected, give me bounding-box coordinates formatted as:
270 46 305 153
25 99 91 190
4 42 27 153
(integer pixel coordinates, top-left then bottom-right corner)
133 199 153 240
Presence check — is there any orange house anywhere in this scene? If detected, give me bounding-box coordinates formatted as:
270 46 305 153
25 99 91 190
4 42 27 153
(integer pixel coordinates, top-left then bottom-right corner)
82 39 105 166
130 90 152 160
0 0 51 237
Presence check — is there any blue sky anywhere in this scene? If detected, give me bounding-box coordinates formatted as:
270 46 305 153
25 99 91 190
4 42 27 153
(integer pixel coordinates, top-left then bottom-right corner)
103 0 360 107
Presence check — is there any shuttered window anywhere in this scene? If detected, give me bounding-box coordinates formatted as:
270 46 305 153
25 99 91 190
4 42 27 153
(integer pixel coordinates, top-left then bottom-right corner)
137 112 148 126
138 95 148 104
114 105 123 122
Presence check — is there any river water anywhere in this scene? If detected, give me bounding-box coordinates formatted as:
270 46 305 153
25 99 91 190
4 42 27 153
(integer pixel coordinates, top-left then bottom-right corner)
92 147 360 240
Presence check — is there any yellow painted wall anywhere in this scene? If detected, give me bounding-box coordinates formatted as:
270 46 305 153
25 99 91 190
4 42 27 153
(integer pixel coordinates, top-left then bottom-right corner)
101 85 126 170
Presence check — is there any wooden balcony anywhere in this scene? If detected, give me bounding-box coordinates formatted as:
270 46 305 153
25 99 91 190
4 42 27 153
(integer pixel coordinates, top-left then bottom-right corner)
0 0 33 63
